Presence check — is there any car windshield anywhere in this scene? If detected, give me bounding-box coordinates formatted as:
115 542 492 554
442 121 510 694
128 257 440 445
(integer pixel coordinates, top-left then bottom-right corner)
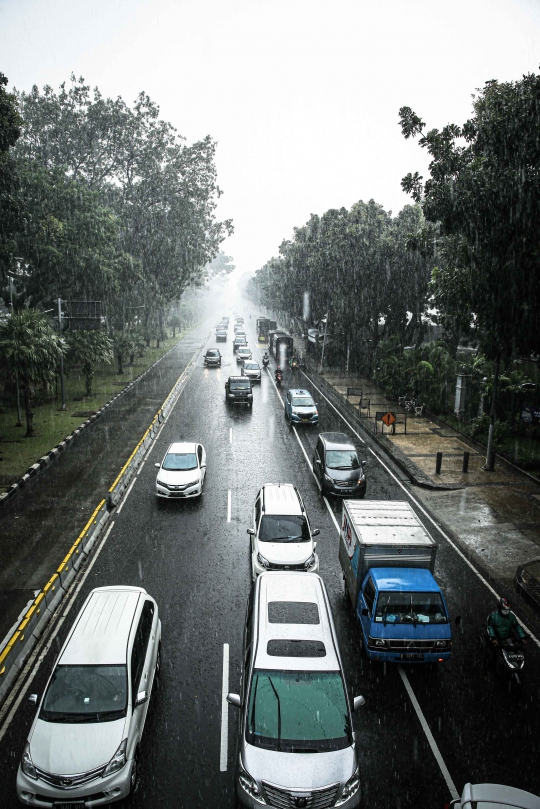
246 670 350 752
207 350 219 356
162 452 198 470
326 449 359 470
259 514 310 543
244 363 259 370
230 380 251 390
40 665 128 723
292 397 314 408
374 591 448 624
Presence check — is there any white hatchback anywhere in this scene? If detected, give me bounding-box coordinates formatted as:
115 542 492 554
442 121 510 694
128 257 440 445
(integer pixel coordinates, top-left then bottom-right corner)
236 346 252 363
248 483 320 579
451 783 540 809
17 586 161 807
155 441 206 499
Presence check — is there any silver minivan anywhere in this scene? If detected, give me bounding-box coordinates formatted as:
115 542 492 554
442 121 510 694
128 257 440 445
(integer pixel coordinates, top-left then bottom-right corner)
228 572 364 808
17 586 161 807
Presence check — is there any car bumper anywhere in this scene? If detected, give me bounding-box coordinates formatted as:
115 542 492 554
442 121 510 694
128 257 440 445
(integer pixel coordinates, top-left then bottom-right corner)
205 361 221 366
324 479 366 497
245 375 261 383
252 554 319 578
290 414 318 425
155 484 202 498
16 759 134 807
366 649 451 664
236 781 361 809
227 396 253 405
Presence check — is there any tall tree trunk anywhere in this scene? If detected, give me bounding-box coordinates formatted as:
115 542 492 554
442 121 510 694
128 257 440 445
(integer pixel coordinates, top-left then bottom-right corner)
484 354 500 471
117 352 124 375
23 383 34 437
83 362 94 396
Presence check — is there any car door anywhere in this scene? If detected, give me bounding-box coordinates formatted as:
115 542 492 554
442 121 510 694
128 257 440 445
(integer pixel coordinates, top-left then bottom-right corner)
285 390 292 419
251 494 261 553
313 438 324 483
130 600 156 745
197 444 206 484
358 575 376 645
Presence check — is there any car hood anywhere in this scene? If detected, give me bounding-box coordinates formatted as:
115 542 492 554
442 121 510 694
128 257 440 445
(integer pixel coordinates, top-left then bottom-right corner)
325 468 361 483
243 743 356 790
157 468 200 486
30 717 126 774
292 407 317 416
258 541 313 565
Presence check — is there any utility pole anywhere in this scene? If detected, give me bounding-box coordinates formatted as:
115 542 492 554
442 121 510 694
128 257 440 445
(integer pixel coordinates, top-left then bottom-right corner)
58 298 66 411
484 354 500 472
9 268 23 427
318 311 329 374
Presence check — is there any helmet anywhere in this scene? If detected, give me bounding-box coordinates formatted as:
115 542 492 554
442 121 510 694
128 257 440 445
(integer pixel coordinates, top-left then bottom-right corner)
498 597 511 616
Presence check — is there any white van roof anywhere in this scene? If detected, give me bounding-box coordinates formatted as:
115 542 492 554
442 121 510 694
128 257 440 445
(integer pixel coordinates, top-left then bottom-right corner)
60 587 144 666
255 573 339 671
262 483 303 516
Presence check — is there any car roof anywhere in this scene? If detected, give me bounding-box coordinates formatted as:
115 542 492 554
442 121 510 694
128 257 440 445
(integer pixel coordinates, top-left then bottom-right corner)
319 432 355 450
370 568 440 592
228 375 250 381
167 442 197 453
255 573 339 671
261 483 303 515
60 587 145 665
289 389 313 398
460 783 540 809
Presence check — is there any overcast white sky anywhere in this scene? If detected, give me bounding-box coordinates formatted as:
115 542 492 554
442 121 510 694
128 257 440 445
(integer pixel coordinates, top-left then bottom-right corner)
1 0 540 276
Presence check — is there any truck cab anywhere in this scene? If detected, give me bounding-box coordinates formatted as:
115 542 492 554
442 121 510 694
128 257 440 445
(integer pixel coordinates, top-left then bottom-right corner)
356 568 452 663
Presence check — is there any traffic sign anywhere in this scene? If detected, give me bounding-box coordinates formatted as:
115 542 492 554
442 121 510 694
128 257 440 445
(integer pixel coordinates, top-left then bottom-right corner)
381 412 396 427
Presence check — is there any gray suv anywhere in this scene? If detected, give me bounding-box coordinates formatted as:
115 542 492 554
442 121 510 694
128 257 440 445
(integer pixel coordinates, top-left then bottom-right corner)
227 572 364 808
313 433 367 498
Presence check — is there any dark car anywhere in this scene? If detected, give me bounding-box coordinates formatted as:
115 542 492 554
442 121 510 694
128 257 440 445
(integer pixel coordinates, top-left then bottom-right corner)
225 376 253 406
216 328 227 342
312 432 367 497
233 336 247 353
204 348 222 367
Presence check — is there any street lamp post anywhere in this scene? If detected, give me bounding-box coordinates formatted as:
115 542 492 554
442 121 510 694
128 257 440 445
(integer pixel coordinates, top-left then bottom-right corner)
58 298 66 411
318 312 328 374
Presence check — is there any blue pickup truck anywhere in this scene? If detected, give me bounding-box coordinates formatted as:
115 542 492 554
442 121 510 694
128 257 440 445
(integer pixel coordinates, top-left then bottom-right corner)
339 500 453 664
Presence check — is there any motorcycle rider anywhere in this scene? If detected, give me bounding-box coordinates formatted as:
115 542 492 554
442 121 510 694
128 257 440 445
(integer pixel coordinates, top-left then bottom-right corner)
274 365 283 382
487 597 527 647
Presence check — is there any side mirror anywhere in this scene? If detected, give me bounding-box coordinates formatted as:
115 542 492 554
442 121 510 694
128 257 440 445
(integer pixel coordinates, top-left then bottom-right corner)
312 528 320 537
353 695 366 711
315 459 322 465
135 690 148 707
361 607 368 616
227 693 242 708
155 463 160 468
201 463 206 469
362 460 368 467
28 694 38 705
247 528 255 536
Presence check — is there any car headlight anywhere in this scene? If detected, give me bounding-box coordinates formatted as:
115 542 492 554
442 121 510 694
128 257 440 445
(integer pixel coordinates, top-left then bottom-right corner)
102 739 127 778
368 636 387 649
185 479 199 489
335 763 361 806
304 553 316 570
21 743 38 781
156 478 166 487
435 640 449 648
257 553 270 569
238 758 265 804
324 473 334 483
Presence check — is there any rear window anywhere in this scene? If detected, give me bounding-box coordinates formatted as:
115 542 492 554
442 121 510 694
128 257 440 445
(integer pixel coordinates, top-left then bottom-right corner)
268 601 320 624
267 640 326 657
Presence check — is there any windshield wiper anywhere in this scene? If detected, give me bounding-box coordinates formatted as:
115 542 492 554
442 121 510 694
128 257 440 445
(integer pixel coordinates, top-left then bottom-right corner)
267 677 282 752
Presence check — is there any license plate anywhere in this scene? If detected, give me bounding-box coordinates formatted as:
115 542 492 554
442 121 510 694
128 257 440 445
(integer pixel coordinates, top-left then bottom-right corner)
54 803 84 808
400 653 424 660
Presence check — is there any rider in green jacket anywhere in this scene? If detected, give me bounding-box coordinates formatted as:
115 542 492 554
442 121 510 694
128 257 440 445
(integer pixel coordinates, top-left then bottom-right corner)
488 597 527 645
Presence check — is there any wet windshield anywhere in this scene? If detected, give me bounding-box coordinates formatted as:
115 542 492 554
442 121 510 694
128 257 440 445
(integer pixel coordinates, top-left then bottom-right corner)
244 363 259 370
259 514 310 543
326 450 359 470
375 591 448 624
247 670 350 752
162 452 198 470
292 397 314 408
230 380 250 390
40 665 127 723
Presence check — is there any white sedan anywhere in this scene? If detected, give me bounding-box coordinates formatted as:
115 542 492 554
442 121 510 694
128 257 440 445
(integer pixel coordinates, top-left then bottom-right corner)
236 346 252 363
155 442 206 499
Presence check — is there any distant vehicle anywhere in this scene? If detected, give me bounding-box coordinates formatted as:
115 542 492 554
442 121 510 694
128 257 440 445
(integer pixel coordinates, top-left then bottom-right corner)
285 388 318 427
236 346 253 363
233 336 247 353
222 316 229 325
313 433 366 497
248 483 320 578
216 328 227 342
235 316 244 325
17 586 161 807
272 334 294 362
204 348 222 367
155 442 206 498
234 324 246 335
449 783 540 809
225 376 253 406
256 316 275 342
227 572 364 808
242 361 261 383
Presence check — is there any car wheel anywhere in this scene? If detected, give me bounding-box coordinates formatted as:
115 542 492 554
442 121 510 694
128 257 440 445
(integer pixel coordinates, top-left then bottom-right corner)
155 642 162 680
130 748 139 793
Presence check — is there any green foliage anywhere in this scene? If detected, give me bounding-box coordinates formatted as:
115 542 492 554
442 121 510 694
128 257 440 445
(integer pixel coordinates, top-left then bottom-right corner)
66 330 113 395
0 73 23 282
0 309 66 435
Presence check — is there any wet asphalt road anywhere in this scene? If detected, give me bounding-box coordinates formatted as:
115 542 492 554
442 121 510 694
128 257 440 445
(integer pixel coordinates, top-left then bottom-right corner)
1 312 539 808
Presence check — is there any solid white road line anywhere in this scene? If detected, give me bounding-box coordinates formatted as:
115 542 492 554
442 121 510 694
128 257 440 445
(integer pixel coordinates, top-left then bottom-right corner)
301 371 540 646
0 520 116 740
398 666 459 800
220 643 230 772
116 476 137 514
290 424 340 533
230 427 233 444
227 490 232 523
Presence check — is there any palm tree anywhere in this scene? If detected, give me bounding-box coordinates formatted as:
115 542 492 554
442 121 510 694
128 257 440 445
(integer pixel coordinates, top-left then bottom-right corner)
67 330 113 396
0 309 66 436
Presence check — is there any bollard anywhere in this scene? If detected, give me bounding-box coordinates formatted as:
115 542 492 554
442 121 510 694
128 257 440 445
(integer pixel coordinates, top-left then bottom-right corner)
462 451 470 473
435 452 443 475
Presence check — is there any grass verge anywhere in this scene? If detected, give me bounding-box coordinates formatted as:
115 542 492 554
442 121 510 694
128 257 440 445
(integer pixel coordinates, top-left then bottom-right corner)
0 330 189 487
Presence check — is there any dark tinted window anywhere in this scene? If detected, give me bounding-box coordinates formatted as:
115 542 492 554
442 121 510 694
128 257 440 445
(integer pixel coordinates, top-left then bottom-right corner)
41 665 127 723
364 576 376 613
259 515 310 543
229 380 251 390
131 601 154 693
267 640 326 657
268 601 320 624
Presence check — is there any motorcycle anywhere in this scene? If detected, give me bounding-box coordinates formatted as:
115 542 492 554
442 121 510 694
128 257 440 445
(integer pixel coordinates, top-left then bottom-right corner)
290 358 299 372
275 370 283 388
479 623 525 688
262 356 269 369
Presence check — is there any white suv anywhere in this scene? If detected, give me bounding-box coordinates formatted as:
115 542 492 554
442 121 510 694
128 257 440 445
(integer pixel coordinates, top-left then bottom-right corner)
17 586 161 807
248 483 320 579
